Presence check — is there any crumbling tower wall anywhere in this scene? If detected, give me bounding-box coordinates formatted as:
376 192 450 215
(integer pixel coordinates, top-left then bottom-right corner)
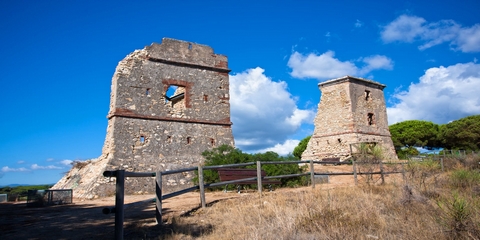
302 76 397 161
53 38 235 199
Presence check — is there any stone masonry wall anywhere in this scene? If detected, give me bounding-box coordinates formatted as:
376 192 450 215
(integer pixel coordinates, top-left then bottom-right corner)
53 38 235 199
302 76 397 161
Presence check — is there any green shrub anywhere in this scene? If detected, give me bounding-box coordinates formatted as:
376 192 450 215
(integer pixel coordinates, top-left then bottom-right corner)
0 185 53 202
250 152 308 187
396 147 420 160
197 144 251 187
293 135 311 159
450 169 480 189
195 145 307 190
405 159 441 192
437 193 478 238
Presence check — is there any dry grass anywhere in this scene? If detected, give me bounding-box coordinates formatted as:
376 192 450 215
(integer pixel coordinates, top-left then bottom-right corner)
135 156 480 240
177 187 441 240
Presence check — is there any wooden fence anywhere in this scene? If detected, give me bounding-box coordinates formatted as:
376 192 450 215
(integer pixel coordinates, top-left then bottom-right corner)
103 160 405 240
410 149 479 161
407 150 480 172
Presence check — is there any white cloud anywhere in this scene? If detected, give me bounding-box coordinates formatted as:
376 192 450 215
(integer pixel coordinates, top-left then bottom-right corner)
325 32 332 43
355 19 364 28
60 160 73 166
2 166 29 172
31 164 62 170
287 51 393 80
381 15 480 52
256 139 300 156
381 15 427 43
1 161 68 175
288 51 357 79
46 158 55 162
455 24 480 52
230 67 315 152
359 55 394 75
387 62 480 124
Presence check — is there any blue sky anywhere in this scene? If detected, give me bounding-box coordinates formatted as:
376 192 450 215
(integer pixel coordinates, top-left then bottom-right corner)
1 0 479 186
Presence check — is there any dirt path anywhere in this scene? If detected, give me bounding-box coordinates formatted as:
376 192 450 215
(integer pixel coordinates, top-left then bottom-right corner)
0 191 241 240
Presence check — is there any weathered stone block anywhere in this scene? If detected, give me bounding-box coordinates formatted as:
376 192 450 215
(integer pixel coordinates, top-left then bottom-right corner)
302 76 397 161
53 38 235 199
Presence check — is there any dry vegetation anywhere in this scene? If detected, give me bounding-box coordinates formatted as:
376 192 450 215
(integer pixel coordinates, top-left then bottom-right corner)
147 155 480 240
3 155 479 239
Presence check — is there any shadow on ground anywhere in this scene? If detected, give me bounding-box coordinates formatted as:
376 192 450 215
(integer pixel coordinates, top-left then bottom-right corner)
0 200 216 239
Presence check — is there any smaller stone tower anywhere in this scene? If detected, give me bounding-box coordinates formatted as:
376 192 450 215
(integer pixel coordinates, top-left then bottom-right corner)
302 76 397 161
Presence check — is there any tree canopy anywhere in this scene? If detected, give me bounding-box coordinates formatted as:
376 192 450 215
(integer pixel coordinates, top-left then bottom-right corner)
440 115 480 150
389 115 480 152
0 185 53 201
199 145 307 188
389 120 440 149
293 135 311 159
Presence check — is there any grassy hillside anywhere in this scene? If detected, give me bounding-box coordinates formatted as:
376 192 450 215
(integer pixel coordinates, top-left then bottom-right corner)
144 155 480 239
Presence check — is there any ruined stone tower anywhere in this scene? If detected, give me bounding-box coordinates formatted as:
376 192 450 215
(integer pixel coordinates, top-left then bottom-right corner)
302 76 397 161
53 38 235 199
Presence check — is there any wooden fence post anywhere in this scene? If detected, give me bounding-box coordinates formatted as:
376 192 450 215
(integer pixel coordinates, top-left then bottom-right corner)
310 159 315 189
380 161 385 184
198 166 206 208
257 161 262 197
115 170 125 240
155 171 162 225
353 161 358 186
401 163 406 183
440 158 444 172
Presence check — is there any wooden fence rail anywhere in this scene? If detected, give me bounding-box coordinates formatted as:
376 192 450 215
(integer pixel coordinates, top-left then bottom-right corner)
104 159 405 240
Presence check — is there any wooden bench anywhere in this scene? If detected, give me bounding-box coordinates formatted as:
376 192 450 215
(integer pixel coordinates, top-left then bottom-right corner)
323 157 341 165
217 168 281 193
